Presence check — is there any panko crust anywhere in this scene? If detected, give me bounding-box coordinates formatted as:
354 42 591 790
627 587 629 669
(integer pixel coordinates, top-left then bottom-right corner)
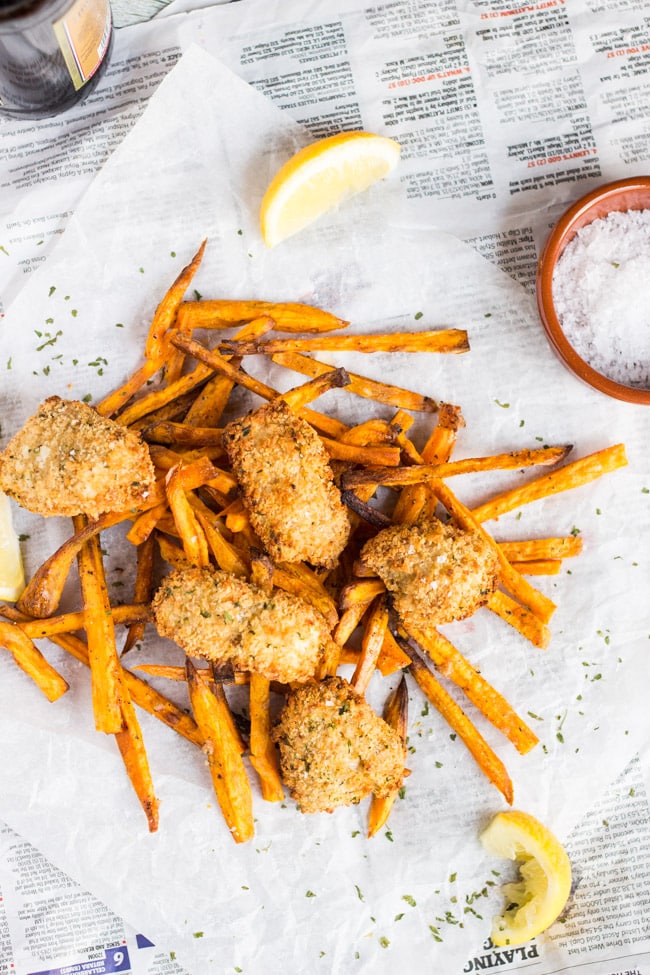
222 399 350 567
0 396 155 519
272 676 405 814
152 566 333 684
360 518 499 628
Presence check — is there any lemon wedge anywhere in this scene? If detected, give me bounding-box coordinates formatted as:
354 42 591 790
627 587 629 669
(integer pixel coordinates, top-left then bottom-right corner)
480 809 572 947
0 489 25 602
260 131 401 247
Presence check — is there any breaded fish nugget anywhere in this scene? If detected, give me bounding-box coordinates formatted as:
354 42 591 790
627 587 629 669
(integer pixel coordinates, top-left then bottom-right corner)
272 676 405 814
359 518 499 628
0 396 155 519
222 399 350 567
152 566 335 684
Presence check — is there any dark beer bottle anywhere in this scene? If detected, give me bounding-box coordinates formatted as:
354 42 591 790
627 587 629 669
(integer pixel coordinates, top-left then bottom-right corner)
0 0 113 119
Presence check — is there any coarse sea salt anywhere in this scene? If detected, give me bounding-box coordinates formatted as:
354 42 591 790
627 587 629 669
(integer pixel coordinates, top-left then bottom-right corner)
552 208 650 388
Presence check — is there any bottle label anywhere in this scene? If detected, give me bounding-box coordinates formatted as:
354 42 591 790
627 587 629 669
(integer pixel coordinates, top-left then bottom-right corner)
53 0 112 91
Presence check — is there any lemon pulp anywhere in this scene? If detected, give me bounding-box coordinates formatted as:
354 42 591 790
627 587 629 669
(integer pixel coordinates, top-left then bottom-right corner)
480 809 572 946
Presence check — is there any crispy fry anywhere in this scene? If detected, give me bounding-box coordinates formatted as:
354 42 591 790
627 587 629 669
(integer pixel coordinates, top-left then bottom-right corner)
367 675 408 837
400 622 539 753
216 328 470 357
497 536 584 562
165 468 210 568
340 577 386 612
281 367 351 410
340 445 573 491
17 509 127 619
145 240 207 362
508 559 562 576
340 491 393 529
95 359 161 419
321 438 402 467
272 562 339 630
249 672 284 802
391 402 463 524
115 696 159 832
194 509 250 577
170 332 279 401
142 420 225 449
116 362 214 428
471 444 628 523
0 620 69 701
183 317 277 428
74 517 128 734
123 534 156 653
272 350 439 412
176 299 349 333
186 658 255 843
404 646 513 804
125 501 169 546
339 418 397 446
351 595 389 695
16 603 149 640
0 604 203 748
155 532 192 570
487 590 551 649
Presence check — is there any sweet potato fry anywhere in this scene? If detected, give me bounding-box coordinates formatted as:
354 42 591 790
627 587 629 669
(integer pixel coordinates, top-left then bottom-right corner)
486 590 551 649
170 332 278 401
17 509 128 619
368 675 408 837
0 620 69 701
272 562 339 630
340 577 386 612
116 362 214 428
74 517 129 734
508 559 562 576
142 420 225 449
145 240 207 362
0 605 203 747
123 534 156 653
351 595 389 695
400 621 539 753
194 509 250 578
165 468 210 568
176 299 349 333
403 645 513 804
321 438 402 467
280 367 351 411
497 536 584 562
340 445 573 491
471 444 628 523
125 501 169 546
115 696 159 832
186 658 255 843
17 603 149 640
249 672 284 802
216 328 470 356
182 316 276 427
272 350 439 413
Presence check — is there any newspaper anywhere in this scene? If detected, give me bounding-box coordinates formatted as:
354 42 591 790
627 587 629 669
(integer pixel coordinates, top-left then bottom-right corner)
0 1 649 973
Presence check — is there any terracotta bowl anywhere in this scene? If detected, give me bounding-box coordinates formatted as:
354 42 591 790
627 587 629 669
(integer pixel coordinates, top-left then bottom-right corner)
536 176 650 405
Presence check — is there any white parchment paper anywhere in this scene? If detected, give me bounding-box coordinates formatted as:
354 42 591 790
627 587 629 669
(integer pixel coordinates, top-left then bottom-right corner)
1 48 649 973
